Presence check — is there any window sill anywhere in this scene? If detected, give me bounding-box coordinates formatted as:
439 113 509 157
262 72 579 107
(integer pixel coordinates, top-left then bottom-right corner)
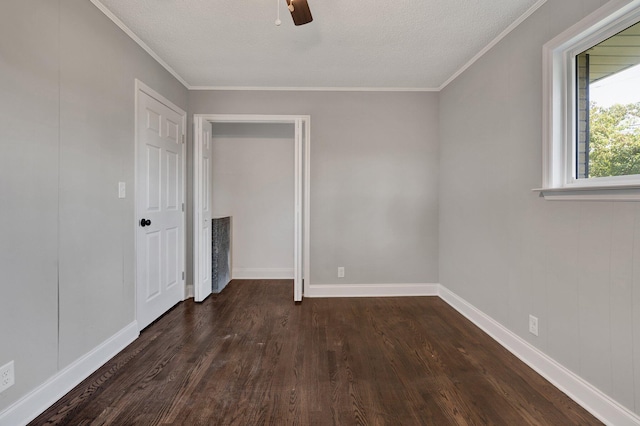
533 185 640 201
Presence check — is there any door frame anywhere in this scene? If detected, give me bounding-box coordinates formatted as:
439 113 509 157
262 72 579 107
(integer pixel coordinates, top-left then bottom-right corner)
192 114 310 302
134 79 187 330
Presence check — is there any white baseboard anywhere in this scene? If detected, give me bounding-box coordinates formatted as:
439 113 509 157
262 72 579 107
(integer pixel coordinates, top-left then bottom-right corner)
438 285 640 426
0 322 139 426
305 283 439 298
232 268 294 279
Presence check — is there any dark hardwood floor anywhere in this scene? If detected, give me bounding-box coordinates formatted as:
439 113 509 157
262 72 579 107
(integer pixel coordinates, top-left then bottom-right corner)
32 280 601 425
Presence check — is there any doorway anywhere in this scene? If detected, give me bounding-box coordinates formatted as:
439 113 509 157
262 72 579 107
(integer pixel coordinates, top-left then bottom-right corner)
193 114 310 303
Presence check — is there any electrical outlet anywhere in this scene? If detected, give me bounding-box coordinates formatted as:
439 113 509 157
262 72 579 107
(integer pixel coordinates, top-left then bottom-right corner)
0 361 14 393
337 267 345 278
529 315 539 336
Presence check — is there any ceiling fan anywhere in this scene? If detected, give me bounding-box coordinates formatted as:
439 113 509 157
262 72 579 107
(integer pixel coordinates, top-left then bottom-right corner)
276 0 313 26
287 0 313 25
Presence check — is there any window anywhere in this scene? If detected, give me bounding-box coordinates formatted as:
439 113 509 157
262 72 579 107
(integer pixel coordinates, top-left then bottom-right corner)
541 0 640 199
575 22 640 180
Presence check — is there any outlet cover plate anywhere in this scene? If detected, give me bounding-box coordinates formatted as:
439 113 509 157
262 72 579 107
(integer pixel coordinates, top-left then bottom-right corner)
529 315 539 336
0 361 15 393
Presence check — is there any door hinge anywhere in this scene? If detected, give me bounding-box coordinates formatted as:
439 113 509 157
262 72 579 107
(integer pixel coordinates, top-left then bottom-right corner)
182 134 185 144
182 203 184 212
182 271 185 280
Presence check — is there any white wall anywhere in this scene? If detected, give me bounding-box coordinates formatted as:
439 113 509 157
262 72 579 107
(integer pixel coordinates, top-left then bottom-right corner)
211 123 295 278
189 91 440 287
0 0 187 414
439 0 640 415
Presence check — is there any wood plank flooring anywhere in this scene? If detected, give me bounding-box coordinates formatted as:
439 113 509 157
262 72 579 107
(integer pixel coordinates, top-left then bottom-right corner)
32 280 601 425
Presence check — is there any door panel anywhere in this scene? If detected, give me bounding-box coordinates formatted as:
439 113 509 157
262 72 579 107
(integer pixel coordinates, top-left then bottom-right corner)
195 121 212 302
145 230 162 299
166 119 180 142
136 90 185 330
147 145 161 211
166 151 179 209
202 150 211 290
293 119 303 302
166 226 179 289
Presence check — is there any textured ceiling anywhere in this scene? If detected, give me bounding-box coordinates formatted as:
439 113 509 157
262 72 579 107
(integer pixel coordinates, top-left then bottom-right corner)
92 0 544 90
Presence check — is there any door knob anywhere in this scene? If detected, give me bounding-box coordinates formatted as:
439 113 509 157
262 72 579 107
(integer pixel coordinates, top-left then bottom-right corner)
140 218 151 227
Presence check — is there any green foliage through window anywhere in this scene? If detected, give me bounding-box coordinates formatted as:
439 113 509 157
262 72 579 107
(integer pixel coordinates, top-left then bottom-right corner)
588 102 640 178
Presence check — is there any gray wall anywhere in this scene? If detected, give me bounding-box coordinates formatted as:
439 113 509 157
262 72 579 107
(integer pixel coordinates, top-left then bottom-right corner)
439 0 640 415
211 123 295 277
0 0 187 412
11 0 632 419
190 91 440 285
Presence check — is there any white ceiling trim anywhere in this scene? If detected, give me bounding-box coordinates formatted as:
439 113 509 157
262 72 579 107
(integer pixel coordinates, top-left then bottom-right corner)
91 0 547 93
90 0 189 88
438 0 548 91
189 86 440 92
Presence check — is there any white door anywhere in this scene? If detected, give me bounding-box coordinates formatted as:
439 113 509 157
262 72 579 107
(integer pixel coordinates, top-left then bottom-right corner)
195 120 213 302
136 88 185 330
293 119 303 302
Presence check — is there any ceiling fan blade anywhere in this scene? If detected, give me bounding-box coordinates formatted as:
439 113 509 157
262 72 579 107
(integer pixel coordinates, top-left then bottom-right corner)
287 0 312 26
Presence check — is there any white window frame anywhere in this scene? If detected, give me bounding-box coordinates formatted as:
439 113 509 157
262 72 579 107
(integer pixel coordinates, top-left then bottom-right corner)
540 0 640 200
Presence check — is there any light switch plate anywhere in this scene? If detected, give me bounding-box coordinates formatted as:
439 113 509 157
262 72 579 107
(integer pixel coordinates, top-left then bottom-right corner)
118 182 126 199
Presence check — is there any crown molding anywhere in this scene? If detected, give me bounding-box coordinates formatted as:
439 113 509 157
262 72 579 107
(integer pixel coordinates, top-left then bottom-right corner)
89 0 189 88
91 0 547 93
188 86 439 92
439 0 548 91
